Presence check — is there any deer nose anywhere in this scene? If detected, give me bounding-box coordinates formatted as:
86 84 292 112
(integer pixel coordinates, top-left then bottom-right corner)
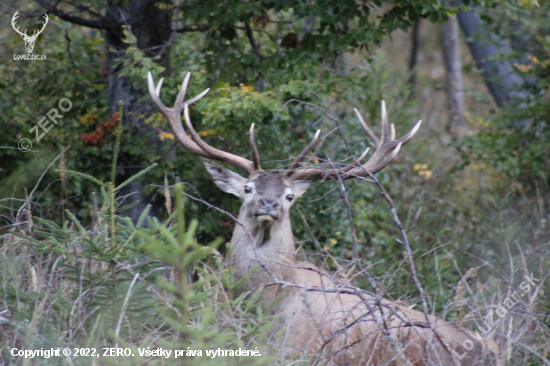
258 197 279 215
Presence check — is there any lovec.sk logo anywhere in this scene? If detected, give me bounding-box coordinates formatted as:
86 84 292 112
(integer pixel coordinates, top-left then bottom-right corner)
12 11 48 61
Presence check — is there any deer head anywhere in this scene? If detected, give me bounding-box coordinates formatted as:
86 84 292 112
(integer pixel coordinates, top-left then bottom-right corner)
202 160 313 269
12 11 49 54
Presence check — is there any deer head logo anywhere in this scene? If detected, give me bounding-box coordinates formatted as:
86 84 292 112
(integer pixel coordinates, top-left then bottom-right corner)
11 11 49 54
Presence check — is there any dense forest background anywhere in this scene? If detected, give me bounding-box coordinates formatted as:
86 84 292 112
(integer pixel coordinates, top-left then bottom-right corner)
0 0 548 365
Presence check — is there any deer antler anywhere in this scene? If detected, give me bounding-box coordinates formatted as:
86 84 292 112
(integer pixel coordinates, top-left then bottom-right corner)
11 11 26 37
285 129 321 177
11 12 48 39
30 13 48 40
249 123 262 171
147 72 257 173
287 101 421 180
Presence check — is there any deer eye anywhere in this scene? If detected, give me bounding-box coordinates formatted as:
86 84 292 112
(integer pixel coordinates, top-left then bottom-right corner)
286 194 294 202
244 186 252 194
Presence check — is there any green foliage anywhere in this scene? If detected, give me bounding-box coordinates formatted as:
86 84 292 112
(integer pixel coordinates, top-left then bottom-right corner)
182 0 464 84
0 0 466 224
118 28 166 81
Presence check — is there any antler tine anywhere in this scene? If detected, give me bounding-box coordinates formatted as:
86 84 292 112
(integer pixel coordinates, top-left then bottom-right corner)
357 147 370 162
353 108 379 146
174 72 211 108
27 13 49 39
184 105 255 172
285 130 321 177
11 11 26 37
340 147 370 173
380 100 390 145
250 124 262 171
174 72 190 112
397 119 422 145
385 141 402 162
187 88 210 106
36 13 48 36
147 72 169 116
147 72 255 173
345 101 419 177
155 77 164 97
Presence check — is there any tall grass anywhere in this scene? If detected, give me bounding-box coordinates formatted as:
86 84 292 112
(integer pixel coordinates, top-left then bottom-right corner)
0 179 278 365
1 155 548 365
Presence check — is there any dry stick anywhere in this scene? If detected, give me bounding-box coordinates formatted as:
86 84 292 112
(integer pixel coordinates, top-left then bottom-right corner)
280 101 427 361
199 261 236 320
352 170 461 366
326 155 359 261
115 272 140 348
297 207 354 278
434 252 445 301
109 101 124 241
444 249 488 331
264 259 426 366
281 99 340 159
156 0 181 61
68 288 92 339
244 20 269 60
306 265 413 365
72 245 83 328
85 191 98 314
345 299 414 366
296 208 323 254
14 146 71 225
306 247 352 365
268 260 416 328
356 171 429 309
280 101 363 259
59 146 67 223
279 276 414 366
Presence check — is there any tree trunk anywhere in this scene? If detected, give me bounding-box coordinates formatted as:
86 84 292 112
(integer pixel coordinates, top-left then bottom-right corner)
441 14 465 134
333 53 350 78
455 7 528 108
408 18 421 88
105 0 173 223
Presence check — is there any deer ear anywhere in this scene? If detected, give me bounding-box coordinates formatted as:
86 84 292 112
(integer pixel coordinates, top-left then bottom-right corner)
202 159 247 197
292 180 312 198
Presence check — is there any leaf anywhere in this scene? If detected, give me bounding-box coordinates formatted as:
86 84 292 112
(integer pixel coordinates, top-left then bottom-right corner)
158 131 175 141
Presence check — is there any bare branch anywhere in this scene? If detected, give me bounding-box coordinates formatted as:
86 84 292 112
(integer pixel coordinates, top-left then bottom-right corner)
36 0 119 30
243 20 269 60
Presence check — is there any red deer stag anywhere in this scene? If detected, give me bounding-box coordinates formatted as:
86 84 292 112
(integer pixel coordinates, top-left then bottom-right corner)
147 72 501 366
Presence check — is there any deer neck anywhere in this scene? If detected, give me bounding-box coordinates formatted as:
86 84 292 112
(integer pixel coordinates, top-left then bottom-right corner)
229 210 296 289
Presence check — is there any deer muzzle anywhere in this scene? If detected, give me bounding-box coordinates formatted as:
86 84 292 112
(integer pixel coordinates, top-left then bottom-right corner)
255 197 279 222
